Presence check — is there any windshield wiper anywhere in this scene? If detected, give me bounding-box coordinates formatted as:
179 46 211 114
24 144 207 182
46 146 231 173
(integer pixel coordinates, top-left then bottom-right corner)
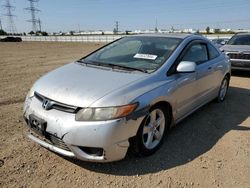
77 60 148 73
106 63 148 73
76 59 95 65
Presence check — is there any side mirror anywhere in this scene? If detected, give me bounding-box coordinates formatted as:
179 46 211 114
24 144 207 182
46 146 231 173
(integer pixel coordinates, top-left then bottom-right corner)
176 61 196 73
220 41 226 45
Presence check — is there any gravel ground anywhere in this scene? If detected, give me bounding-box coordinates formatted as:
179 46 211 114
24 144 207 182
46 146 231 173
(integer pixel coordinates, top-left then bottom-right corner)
0 42 249 188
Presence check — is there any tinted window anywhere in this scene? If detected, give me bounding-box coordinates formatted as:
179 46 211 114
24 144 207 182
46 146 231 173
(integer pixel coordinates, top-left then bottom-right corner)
84 36 182 73
208 43 220 59
182 43 208 64
227 35 250 45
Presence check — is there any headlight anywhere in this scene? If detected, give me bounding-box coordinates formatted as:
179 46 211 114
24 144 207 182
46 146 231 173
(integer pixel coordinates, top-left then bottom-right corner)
75 103 138 121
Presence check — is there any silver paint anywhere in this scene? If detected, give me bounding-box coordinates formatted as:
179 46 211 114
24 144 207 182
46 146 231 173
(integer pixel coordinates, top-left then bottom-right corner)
24 34 231 162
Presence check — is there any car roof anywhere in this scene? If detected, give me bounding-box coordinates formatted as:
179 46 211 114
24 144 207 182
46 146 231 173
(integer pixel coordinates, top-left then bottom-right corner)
235 32 250 36
130 33 197 39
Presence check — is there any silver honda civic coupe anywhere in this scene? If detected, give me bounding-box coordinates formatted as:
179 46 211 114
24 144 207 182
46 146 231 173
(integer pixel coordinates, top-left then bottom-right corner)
23 34 231 162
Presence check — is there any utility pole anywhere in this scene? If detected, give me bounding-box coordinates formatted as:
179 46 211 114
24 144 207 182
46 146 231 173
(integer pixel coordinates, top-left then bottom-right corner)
38 18 41 31
25 0 41 32
3 0 17 34
115 21 119 33
155 18 158 33
78 24 80 33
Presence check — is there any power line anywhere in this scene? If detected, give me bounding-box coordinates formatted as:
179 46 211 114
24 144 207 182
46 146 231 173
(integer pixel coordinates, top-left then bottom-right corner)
25 0 41 32
2 0 17 34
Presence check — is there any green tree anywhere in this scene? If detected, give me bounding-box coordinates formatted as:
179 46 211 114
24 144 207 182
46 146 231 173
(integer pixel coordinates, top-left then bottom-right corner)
206 26 210 34
125 30 131 35
29 31 35 35
0 29 7 35
155 27 158 33
41 31 48 36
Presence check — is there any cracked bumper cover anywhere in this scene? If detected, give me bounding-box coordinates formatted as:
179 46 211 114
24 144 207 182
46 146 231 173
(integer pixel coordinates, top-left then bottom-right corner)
23 96 144 162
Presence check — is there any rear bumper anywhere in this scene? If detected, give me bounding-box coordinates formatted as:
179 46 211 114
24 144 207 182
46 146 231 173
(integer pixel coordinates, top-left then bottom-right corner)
24 96 144 162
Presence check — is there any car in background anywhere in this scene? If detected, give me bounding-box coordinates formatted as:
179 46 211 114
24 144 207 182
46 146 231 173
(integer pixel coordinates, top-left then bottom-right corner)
220 33 250 71
0 36 22 42
23 34 231 162
211 38 229 48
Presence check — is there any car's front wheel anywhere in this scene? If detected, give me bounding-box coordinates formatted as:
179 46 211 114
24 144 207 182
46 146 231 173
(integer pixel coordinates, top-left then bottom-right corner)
130 105 169 156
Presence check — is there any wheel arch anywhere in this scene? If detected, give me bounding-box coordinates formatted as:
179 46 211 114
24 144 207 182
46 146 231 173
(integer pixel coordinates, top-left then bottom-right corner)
225 72 231 80
128 100 174 156
224 72 231 87
149 101 173 129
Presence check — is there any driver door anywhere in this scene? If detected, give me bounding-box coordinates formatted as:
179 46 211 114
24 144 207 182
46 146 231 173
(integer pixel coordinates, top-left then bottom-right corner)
174 41 211 120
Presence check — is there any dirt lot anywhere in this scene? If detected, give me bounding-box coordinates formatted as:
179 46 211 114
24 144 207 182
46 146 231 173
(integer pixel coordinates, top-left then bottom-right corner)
0 42 249 188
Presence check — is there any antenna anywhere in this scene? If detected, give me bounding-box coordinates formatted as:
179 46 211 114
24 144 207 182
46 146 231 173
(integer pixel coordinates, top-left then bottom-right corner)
2 0 17 34
25 0 41 32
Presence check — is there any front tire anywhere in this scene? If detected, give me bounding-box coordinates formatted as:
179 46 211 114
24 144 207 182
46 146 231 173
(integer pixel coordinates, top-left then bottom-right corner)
130 105 169 156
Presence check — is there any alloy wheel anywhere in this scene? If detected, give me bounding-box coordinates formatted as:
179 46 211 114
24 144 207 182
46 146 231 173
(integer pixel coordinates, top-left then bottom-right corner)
142 109 166 149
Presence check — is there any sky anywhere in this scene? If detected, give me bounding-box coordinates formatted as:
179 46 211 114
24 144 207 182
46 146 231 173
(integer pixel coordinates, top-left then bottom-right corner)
1 0 250 33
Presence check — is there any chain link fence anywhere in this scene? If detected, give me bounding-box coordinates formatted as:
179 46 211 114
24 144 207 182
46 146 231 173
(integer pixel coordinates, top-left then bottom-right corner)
0 34 233 42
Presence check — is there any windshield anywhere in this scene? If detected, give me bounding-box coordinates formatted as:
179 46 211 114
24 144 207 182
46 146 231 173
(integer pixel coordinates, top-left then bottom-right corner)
82 36 182 73
227 35 250 45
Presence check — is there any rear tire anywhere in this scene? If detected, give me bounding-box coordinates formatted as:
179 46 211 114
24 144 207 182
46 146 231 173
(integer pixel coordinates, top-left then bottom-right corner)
130 105 169 156
217 76 229 102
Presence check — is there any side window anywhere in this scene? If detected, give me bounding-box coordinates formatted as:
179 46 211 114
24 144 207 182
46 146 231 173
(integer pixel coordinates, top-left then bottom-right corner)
182 43 208 64
207 43 220 60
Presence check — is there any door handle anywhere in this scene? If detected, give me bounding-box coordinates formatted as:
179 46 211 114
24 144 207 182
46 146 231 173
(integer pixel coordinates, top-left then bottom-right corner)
216 65 223 70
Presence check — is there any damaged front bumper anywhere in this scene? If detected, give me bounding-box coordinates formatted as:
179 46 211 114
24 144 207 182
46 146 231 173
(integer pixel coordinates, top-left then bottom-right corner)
23 96 144 162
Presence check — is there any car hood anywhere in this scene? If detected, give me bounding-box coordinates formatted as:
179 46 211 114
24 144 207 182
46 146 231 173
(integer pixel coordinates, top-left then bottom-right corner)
221 45 250 52
32 62 147 107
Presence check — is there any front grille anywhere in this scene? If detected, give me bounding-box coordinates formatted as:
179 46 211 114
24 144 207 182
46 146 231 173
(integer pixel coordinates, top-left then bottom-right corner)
30 130 71 151
231 61 250 68
34 92 79 113
227 52 250 60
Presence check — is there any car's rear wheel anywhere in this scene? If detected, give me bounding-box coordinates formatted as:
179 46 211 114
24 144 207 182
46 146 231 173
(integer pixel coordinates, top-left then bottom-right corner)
217 76 229 102
130 105 169 156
